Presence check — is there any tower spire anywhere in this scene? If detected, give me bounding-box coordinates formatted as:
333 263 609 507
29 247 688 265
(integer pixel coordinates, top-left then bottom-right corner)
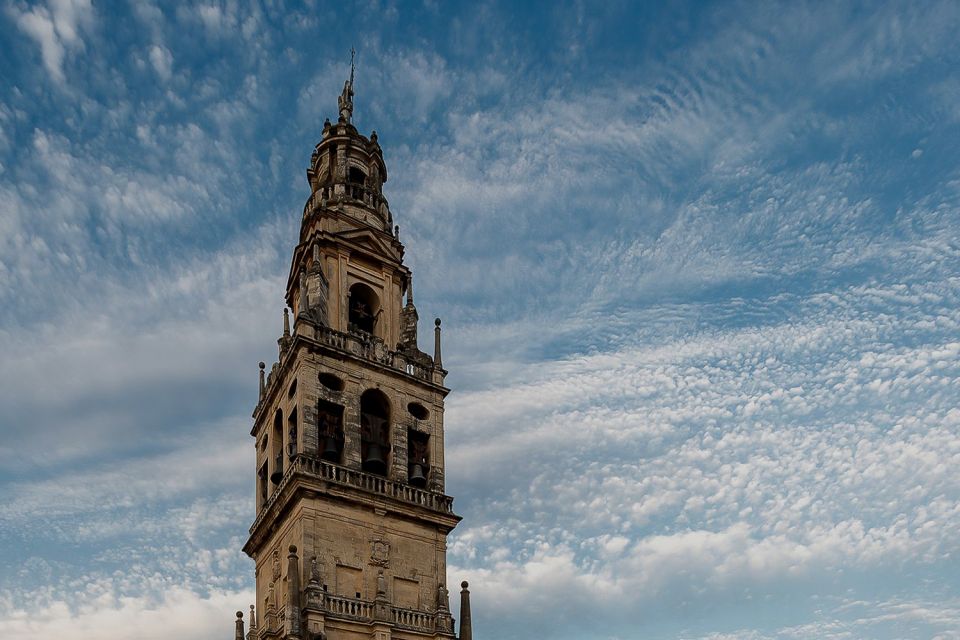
338 48 356 123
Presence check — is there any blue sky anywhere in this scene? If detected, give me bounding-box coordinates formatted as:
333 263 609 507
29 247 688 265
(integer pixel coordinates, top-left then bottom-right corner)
2 0 960 638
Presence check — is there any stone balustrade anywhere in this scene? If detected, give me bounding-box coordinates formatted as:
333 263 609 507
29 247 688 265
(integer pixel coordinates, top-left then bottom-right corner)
257 325 437 415
301 184 390 220
250 455 455 534
392 607 435 631
310 594 437 633
314 326 434 383
323 594 373 620
299 456 455 513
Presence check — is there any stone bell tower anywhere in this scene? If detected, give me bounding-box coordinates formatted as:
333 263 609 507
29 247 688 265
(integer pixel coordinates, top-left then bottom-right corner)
238 67 472 640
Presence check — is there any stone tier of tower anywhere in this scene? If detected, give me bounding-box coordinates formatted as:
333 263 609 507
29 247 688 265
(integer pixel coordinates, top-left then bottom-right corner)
238 74 472 640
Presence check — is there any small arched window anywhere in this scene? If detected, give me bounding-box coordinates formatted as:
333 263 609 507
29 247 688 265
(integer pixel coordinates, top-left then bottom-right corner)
349 166 367 185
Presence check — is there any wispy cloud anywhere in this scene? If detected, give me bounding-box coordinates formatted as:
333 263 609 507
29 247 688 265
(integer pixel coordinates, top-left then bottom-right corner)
7 0 93 86
2 1 960 639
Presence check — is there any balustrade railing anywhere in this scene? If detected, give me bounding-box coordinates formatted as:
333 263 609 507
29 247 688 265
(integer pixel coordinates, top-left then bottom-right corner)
392 607 435 631
299 456 455 514
320 595 437 633
323 594 373 619
302 184 390 219
314 326 434 383
252 455 455 534
258 325 438 413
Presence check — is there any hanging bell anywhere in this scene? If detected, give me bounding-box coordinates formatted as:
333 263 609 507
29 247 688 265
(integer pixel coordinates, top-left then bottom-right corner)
409 462 428 487
362 442 387 474
321 436 341 462
270 452 283 484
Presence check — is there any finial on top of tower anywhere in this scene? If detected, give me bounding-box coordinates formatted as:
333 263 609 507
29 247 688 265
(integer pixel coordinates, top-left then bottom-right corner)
338 47 356 123
459 580 473 640
234 610 245 640
258 362 266 401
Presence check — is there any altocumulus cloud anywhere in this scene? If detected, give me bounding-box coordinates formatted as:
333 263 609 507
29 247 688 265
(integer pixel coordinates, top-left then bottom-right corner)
1 1 960 640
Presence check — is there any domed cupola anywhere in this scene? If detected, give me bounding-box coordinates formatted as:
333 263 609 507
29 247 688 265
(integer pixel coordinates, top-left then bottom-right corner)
304 64 392 234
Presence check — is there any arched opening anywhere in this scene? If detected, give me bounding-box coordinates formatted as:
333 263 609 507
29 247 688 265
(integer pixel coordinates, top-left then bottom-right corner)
317 399 345 463
258 461 268 505
407 402 429 421
348 283 380 335
360 389 390 475
287 406 298 460
348 166 367 185
270 409 283 484
347 166 368 200
407 429 430 488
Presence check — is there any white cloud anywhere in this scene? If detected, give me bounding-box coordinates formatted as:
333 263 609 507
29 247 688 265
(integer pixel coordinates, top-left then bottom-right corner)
9 0 93 86
0 586 254 640
3 3 960 638
439 275 960 632
148 44 173 81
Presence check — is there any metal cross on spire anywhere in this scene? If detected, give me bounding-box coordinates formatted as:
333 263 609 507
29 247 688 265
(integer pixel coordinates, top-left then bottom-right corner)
350 46 355 87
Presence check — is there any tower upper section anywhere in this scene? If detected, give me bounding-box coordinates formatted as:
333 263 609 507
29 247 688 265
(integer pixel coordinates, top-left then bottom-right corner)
283 78 420 352
304 114 392 235
242 67 467 640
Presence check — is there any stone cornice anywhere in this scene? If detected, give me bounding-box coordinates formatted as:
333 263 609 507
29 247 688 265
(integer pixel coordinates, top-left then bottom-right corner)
243 454 461 556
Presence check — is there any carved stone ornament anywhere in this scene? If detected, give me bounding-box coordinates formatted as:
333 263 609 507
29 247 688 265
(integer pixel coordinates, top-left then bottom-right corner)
272 549 281 582
437 582 449 612
369 538 390 567
376 568 387 597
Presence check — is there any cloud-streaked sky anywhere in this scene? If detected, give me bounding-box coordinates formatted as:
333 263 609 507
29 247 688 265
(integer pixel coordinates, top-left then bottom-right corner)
2 1 960 638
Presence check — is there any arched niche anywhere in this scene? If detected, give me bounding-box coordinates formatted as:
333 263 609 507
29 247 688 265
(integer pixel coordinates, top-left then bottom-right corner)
360 389 390 476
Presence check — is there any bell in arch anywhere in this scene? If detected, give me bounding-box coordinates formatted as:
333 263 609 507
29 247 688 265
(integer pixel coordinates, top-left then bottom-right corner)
409 462 428 488
321 436 341 462
362 442 387 474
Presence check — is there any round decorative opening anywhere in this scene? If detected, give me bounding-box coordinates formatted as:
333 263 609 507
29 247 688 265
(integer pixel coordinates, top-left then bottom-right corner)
407 402 429 420
318 372 345 392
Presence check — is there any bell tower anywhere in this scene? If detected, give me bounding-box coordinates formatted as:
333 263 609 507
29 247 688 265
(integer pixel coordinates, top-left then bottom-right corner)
240 66 471 640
